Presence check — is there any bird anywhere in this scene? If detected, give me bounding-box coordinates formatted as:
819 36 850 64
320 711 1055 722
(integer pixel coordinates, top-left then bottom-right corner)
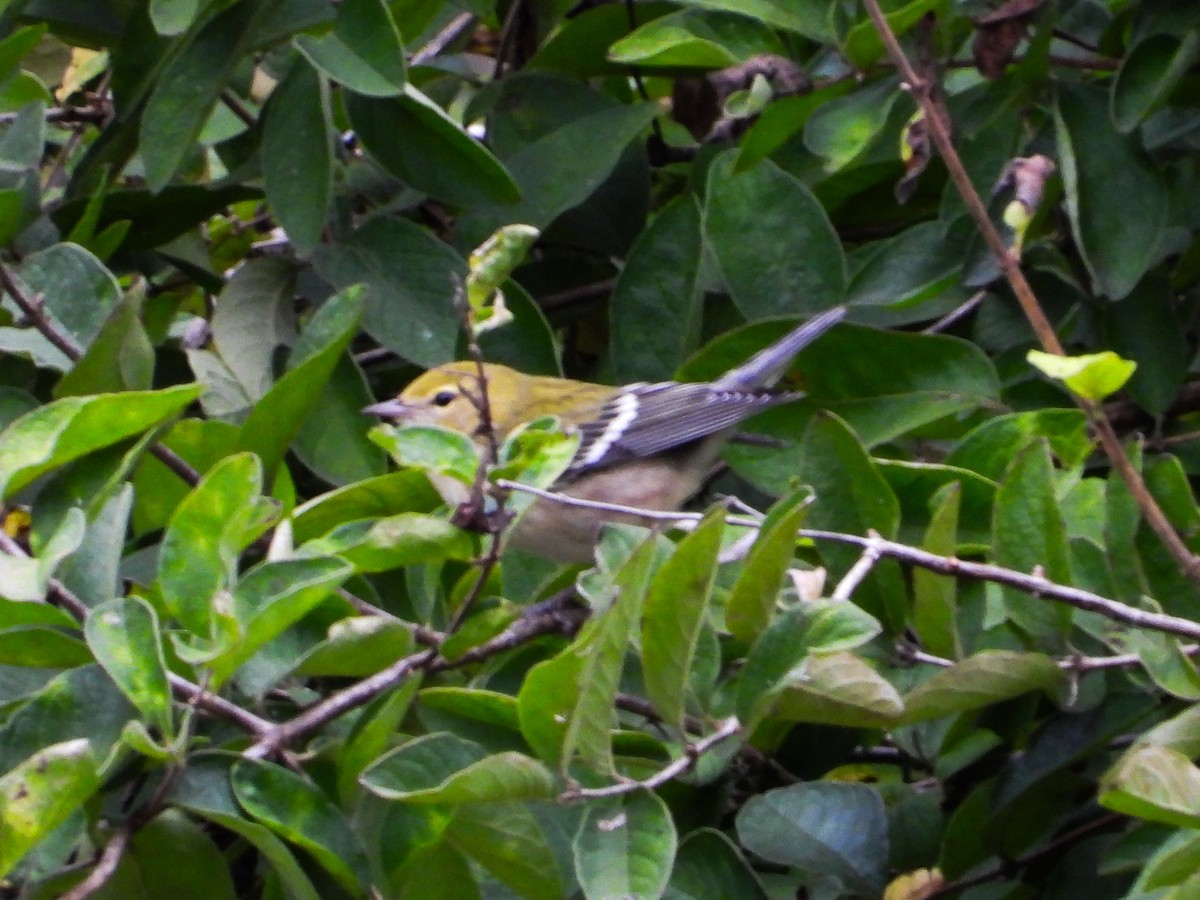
363 306 846 562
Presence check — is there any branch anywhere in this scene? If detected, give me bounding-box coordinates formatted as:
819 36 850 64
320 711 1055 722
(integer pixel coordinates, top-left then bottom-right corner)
244 591 586 759
58 824 132 900
860 0 1200 585
560 716 742 800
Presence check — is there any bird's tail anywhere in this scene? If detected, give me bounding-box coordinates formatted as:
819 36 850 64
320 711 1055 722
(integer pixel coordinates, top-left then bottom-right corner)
713 305 846 392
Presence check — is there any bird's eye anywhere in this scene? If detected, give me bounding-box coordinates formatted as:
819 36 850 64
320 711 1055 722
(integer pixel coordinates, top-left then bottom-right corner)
432 389 457 407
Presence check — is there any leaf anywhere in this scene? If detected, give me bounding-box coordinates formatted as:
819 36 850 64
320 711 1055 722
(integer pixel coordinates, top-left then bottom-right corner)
19 242 121 353
725 491 809 645
157 452 271 634
464 101 657 235
197 556 353 687
447 802 565 900
128 809 238 900
170 759 321 900
294 0 406 97
209 257 298 406
772 652 904 727
232 758 371 893
262 58 332 255
902 651 1065 723
736 782 888 897
608 10 784 68
1055 83 1169 299
289 471 440 543
671 0 832 41
666 829 768 900
313 217 465 368
705 151 845 319
237 283 364 479
911 482 963 659
946 409 1092 481
610 195 704 383
0 384 201 499
301 513 475 571
796 412 905 628
346 86 519 207
641 504 725 727
84 597 173 737
561 537 658 775
1101 744 1200 829
840 0 941 68
575 791 677 900
1027 349 1137 401
361 733 556 803
1111 31 1200 133
0 739 99 879
992 441 1073 646
292 354 387 485
52 295 154 397
804 77 899 171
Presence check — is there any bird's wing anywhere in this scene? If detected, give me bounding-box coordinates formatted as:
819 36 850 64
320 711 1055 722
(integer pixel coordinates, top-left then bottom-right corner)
566 382 801 476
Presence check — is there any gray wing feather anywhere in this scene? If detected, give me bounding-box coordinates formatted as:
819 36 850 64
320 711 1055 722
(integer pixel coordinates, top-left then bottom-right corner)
567 382 801 476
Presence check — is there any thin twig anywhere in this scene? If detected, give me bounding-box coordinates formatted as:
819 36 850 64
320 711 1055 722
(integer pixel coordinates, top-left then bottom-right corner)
496 480 761 529
219 90 256 128
922 290 986 334
860 0 1200 585
244 592 586 759
58 825 133 900
411 12 476 66
0 259 82 361
561 716 742 800
832 531 882 600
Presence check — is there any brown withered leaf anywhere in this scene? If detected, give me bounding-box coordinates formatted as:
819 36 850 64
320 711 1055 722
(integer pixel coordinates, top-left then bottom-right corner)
972 0 1047 79
672 54 810 141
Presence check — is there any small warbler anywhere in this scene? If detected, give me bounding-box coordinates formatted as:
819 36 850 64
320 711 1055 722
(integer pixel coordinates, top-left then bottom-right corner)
364 306 845 562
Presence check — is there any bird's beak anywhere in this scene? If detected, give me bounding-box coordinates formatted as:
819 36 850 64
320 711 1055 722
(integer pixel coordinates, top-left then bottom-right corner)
362 398 412 420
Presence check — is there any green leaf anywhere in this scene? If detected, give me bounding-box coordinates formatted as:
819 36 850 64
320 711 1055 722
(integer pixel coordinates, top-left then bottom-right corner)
1111 31 1200 133
796 412 904 628
19 242 121 353
726 492 809 645
575 791 677 900
294 0 406 97
171 758 321 900
140 0 269 190
371 424 480 486
1027 349 1137 401
705 151 845 319
130 419 240 535
1055 83 1169 299
198 556 353 686
666 828 768 900
1101 744 1200 829
642 505 726 727
0 384 201 499
736 782 887 896
840 0 940 68
237 283 364 479
292 354 387 485
992 441 1073 646
465 101 657 235
911 482 963 659
902 651 1065 723
84 597 173 737
447 802 565 900
772 651 903 728
209 257 297 407
53 295 153 397
361 733 557 803
262 58 332 255
128 809 238 900
608 10 784 68
804 77 899 171
0 739 100 879
301 513 475 571
289 471 440 543
0 625 90 667
946 410 1092 481
671 0 832 41
346 86 519 207
610 196 704 384
157 452 272 634
313 217 465 368
232 758 371 893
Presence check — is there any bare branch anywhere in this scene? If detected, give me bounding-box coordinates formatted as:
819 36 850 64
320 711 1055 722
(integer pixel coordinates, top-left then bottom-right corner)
561 717 742 800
